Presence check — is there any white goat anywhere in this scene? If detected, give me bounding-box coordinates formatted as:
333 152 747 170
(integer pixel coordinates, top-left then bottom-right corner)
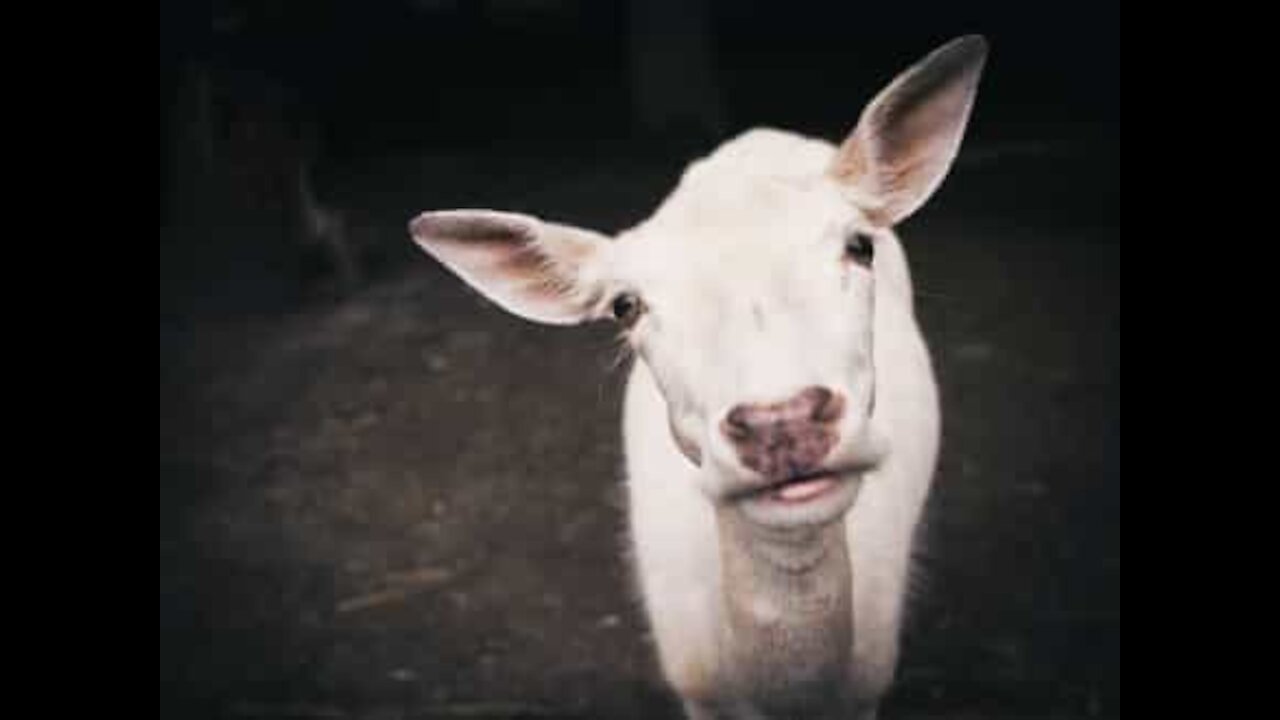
409 35 987 720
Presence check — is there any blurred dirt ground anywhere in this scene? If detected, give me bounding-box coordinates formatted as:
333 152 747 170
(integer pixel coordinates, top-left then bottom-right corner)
159 128 1120 720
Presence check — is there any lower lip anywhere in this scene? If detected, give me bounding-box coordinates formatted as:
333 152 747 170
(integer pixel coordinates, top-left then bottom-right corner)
770 474 840 503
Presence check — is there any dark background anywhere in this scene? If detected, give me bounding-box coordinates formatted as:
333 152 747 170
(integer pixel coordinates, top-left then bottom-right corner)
159 1 1120 718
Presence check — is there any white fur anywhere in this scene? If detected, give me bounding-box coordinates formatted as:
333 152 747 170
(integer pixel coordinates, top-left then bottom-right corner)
619 129 939 707
409 36 986 719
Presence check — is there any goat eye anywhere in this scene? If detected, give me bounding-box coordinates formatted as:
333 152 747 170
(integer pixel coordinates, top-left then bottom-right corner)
611 292 644 326
844 232 875 267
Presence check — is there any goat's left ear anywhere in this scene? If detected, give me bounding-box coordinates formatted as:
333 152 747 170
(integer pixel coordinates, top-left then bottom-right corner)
830 35 987 227
409 209 608 326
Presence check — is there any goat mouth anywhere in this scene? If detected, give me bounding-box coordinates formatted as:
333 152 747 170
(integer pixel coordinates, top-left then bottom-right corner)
733 469 863 528
763 471 842 504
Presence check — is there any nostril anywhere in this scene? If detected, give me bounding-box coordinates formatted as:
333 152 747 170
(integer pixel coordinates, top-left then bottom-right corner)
723 407 754 442
808 387 845 423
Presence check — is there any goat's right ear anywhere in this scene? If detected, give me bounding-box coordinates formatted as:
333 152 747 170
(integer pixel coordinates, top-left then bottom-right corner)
409 210 609 326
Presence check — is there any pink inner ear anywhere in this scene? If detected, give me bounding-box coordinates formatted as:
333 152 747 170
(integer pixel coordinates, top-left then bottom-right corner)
411 211 535 253
830 36 986 226
409 210 594 326
874 70 975 162
417 216 548 279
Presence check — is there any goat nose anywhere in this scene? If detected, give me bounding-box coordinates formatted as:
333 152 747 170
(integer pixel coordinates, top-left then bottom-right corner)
720 386 845 478
724 386 842 435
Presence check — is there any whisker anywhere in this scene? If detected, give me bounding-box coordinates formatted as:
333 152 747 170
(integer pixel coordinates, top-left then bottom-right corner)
595 335 635 406
607 334 635 372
